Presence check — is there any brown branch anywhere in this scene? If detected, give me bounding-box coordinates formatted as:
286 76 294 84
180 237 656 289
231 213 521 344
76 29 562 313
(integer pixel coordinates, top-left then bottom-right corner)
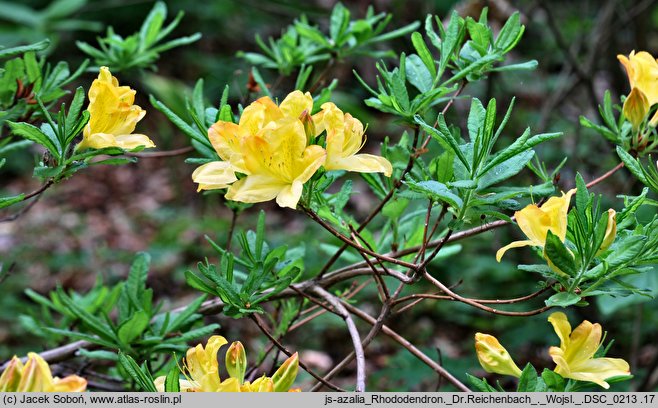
310 286 366 392
126 146 193 158
585 162 624 188
422 271 551 317
303 207 418 271
339 300 471 392
249 314 346 392
0 179 54 223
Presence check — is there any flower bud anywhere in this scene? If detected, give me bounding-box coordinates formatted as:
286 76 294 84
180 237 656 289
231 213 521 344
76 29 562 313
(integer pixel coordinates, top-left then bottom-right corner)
0 356 24 392
597 209 617 255
272 352 299 392
225 341 247 384
299 109 316 145
17 353 52 392
623 88 649 130
244 376 274 392
474 333 522 378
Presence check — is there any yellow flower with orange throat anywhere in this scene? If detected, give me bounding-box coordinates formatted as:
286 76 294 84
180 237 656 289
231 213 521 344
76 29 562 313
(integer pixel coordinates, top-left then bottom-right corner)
153 335 300 392
192 91 392 209
0 353 86 392
77 66 155 151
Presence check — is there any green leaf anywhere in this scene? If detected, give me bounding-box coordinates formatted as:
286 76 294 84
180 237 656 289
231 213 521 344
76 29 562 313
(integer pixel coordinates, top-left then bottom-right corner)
410 32 436 77
140 2 167 49
329 3 350 43
545 292 581 308
466 374 497 392
405 54 433 93
481 130 561 176
430 150 454 183
541 369 565 392
494 12 523 53
605 236 647 269
517 363 539 392
7 121 59 158
616 147 647 185
490 60 538 72
118 352 158 392
0 194 25 209
0 39 50 59
574 173 588 214
544 231 577 276
164 365 181 392
416 114 470 172
117 310 150 345
405 179 462 209
477 150 534 189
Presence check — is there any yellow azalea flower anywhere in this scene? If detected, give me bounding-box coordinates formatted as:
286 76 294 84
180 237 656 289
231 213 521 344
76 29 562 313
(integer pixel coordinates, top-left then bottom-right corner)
313 102 392 176
77 66 155 151
154 335 300 392
496 189 576 262
192 91 322 209
224 119 326 209
474 333 522 378
0 353 86 392
548 312 630 389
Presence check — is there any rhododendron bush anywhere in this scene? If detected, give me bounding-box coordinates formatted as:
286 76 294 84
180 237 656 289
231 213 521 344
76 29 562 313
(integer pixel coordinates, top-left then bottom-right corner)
0 0 656 393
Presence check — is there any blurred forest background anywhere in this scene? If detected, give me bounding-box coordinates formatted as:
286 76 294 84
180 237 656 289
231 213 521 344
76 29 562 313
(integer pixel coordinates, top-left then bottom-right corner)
0 0 657 391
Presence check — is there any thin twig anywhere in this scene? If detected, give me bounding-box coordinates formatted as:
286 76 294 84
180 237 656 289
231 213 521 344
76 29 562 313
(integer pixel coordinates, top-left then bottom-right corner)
339 300 471 392
0 180 54 223
249 314 346 392
422 271 551 317
127 146 193 158
585 162 624 188
303 207 417 271
310 286 366 392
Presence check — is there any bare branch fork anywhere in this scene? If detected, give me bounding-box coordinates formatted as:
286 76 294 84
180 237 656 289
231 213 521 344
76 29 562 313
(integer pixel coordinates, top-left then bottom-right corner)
311 285 366 392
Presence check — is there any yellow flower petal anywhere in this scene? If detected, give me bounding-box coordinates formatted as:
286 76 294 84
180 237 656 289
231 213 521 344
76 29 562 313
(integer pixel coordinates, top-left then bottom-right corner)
226 175 289 204
548 312 572 349
52 375 88 392
185 335 227 391
216 377 241 392
495 239 535 262
208 122 248 173
279 90 313 120
618 51 658 106
192 161 238 191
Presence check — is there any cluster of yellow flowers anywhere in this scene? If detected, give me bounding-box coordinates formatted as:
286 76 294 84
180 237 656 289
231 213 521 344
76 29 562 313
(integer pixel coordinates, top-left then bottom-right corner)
0 353 86 392
475 312 630 389
496 189 616 274
77 66 155 151
153 335 300 392
192 91 393 209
